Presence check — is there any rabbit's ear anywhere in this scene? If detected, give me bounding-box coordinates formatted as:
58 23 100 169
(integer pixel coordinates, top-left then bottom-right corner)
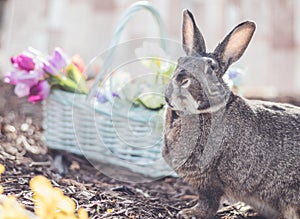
182 9 206 56
214 21 256 75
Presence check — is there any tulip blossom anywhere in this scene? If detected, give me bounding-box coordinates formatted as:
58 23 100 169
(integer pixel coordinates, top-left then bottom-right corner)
28 80 50 103
71 55 85 74
5 69 41 85
14 83 31 98
11 53 35 71
43 47 68 75
5 70 41 97
4 70 24 85
5 55 39 97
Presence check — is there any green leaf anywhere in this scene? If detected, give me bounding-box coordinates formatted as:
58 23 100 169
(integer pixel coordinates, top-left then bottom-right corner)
67 64 81 83
135 94 165 110
54 75 88 94
64 64 88 93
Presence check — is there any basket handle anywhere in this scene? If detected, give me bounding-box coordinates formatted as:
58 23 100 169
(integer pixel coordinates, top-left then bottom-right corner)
87 1 167 100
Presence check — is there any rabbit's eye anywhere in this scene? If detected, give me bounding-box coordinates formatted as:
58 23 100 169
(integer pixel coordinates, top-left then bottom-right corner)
181 78 191 88
210 62 218 71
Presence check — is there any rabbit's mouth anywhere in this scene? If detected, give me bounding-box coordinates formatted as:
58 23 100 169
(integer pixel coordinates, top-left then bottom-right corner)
168 93 201 114
196 100 227 114
165 96 174 108
166 87 229 114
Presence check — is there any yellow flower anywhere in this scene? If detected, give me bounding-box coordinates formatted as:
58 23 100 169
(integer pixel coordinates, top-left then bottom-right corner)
30 176 57 219
78 208 88 219
0 164 5 174
0 170 89 219
0 195 31 219
154 57 161 68
54 188 76 214
106 208 113 214
30 175 88 219
0 164 5 195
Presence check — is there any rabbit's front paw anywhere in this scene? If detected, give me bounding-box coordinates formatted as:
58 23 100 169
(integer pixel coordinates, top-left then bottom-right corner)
177 204 215 219
177 208 198 219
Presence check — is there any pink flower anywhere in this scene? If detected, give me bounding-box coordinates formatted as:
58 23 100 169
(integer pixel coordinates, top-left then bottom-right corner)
71 55 85 73
14 83 31 97
4 70 22 85
28 80 50 103
11 54 35 71
4 70 40 97
43 47 68 75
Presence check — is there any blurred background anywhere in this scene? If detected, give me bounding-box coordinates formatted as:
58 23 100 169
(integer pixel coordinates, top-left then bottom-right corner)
0 0 300 96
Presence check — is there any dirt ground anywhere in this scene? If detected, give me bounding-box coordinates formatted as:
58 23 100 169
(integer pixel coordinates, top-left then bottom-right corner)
1 81 299 219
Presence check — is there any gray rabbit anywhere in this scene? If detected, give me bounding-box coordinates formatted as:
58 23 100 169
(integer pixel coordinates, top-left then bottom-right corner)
163 9 300 219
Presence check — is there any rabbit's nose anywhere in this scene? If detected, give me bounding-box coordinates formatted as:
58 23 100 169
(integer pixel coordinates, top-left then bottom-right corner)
165 97 173 108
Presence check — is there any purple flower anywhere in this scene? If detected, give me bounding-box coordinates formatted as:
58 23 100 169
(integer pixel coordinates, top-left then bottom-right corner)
11 54 35 71
35 65 46 79
5 52 45 98
5 70 40 86
96 91 108 103
96 91 119 103
227 70 239 80
28 80 50 103
5 70 40 97
43 47 68 75
112 92 119 98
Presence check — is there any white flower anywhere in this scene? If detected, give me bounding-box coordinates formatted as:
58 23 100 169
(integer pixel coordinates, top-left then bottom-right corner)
135 42 172 72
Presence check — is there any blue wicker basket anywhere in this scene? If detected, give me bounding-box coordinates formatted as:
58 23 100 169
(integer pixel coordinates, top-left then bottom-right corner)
43 1 175 178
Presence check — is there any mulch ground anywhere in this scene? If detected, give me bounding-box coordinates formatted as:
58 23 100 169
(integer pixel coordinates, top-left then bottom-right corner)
1 81 299 219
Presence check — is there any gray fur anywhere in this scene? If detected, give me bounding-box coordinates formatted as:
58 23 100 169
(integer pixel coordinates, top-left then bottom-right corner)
163 9 300 219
